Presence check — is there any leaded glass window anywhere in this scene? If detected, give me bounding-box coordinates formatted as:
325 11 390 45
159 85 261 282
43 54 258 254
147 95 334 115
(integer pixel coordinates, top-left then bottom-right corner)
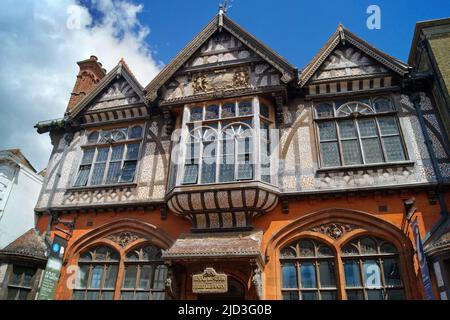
7 266 37 300
73 246 119 300
341 236 405 300
280 239 338 300
315 97 407 168
74 126 142 186
120 246 167 300
181 99 272 185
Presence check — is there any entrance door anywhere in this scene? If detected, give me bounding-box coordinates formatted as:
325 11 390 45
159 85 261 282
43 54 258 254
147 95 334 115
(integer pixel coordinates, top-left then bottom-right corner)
198 277 245 300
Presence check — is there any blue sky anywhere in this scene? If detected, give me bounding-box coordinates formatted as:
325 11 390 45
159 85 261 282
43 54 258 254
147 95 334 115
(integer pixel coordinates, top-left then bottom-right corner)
85 0 450 69
0 0 449 170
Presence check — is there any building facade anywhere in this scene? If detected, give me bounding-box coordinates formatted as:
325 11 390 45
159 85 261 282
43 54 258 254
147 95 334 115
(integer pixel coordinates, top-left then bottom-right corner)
0 149 43 248
32 13 450 300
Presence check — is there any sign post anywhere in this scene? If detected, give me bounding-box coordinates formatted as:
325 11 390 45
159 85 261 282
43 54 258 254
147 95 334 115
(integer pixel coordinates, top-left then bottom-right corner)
411 217 434 300
37 235 67 300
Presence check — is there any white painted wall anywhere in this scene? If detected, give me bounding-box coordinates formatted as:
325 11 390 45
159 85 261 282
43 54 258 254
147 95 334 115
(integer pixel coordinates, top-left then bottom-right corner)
0 157 43 248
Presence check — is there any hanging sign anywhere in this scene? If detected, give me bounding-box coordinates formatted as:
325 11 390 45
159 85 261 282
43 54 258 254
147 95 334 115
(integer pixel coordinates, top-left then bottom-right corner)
411 217 434 300
37 235 67 300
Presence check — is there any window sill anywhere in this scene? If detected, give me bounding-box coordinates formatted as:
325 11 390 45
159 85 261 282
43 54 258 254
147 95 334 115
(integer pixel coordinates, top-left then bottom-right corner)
67 182 137 192
316 161 415 174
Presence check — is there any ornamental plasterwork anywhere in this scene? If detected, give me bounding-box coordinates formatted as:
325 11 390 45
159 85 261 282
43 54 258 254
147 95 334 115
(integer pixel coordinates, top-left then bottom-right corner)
106 231 144 247
310 222 358 239
192 67 250 94
89 79 141 111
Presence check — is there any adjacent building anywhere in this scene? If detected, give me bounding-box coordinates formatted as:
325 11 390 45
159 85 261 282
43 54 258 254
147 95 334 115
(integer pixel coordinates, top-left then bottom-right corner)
409 18 450 300
30 12 450 300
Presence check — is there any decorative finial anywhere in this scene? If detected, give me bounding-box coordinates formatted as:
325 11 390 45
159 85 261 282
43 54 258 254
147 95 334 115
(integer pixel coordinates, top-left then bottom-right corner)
338 23 346 45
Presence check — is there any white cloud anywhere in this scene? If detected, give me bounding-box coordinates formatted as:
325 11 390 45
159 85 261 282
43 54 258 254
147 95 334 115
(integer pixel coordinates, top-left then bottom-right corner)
0 0 161 170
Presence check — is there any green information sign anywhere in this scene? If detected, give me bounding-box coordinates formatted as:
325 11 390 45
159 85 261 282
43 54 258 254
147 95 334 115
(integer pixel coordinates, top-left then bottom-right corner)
37 235 67 300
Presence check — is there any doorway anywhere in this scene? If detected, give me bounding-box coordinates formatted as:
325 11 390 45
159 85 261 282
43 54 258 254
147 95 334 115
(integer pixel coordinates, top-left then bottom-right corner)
197 277 245 300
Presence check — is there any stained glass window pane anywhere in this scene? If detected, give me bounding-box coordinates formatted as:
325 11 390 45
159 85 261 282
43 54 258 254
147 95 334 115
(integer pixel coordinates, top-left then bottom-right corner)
219 163 234 182
358 119 378 137
387 289 405 300
190 107 203 121
120 161 137 182
361 138 383 163
237 154 253 180
367 290 383 300
201 157 216 183
205 105 219 120
135 292 148 300
126 143 140 160
123 265 137 288
96 147 109 162
339 120 357 139
183 164 198 184
221 103 235 118
318 122 337 140
342 140 363 165
346 290 364 300
111 145 124 161
344 261 361 287
139 265 153 289
282 291 299 300
360 237 377 254
74 166 91 186
299 241 315 257
81 149 95 164
87 291 100 300
186 142 201 159
300 262 316 288
106 162 121 184
260 103 270 118
102 291 114 300
321 291 337 300
222 139 234 155
374 98 394 113
281 263 298 288
382 136 405 161
76 265 89 289
152 291 165 300
121 292 134 300
316 103 333 118
238 101 252 115
87 131 99 144
363 260 382 289
320 142 341 167
319 261 336 288
104 265 118 289
383 258 402 287
90 266 103 289
301 291 318 300
91 163 106 185
153 265 168 290
378 117 399 135
129 126 143 139
72 290 85 300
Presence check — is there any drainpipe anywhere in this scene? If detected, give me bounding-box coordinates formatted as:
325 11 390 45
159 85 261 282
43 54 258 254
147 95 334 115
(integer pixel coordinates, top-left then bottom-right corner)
410 92 449 239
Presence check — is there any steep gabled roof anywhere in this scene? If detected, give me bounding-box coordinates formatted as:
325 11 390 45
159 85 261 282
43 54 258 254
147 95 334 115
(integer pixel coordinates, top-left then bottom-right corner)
1 229 48 261
299 24 411 87
66 59 147 121
144 14 297 101
0 149 37 173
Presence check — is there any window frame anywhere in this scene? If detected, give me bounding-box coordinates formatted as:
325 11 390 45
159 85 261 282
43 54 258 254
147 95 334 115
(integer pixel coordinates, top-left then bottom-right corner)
179 97 275 186
73 124 144 188
7 265 37 300
313 96 409 169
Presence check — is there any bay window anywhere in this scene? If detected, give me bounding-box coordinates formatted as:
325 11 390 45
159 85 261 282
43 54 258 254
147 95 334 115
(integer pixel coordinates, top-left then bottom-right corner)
180 98 273 185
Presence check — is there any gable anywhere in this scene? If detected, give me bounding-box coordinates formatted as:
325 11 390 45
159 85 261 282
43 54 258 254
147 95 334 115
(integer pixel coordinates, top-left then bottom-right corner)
299 25 410 87
87 77 143 111
312 44 389 82
161 30 283 103
67 61 149 125
145 14 296 103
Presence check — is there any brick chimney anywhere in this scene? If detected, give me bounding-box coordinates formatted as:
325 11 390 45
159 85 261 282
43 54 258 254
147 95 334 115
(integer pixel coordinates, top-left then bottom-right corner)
66 55 107 112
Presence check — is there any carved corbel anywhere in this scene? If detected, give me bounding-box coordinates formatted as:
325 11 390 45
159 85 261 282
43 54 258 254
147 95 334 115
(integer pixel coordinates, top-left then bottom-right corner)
274 95 284 124
162 107 174 136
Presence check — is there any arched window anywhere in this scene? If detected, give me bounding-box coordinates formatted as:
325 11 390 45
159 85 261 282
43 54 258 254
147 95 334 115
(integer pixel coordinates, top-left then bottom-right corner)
280 239 338 300
315 97 406 168
341 236 405 300
121 245 167 300
73 246 119 300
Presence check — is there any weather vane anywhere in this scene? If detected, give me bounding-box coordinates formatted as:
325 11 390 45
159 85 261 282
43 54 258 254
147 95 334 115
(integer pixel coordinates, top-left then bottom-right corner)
219 0 232 15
